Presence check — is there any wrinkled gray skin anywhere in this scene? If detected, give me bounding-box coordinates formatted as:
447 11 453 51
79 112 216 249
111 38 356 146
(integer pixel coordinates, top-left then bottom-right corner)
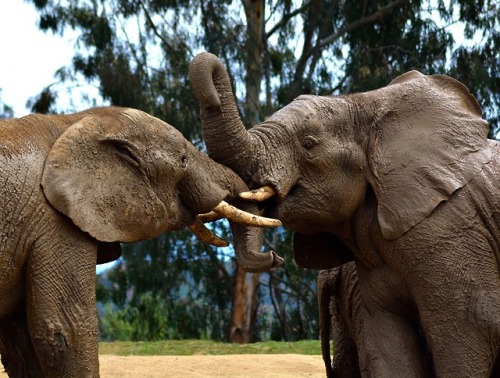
0 107 275 377
317 264 432 377
318 264 362 378
190 52 500 377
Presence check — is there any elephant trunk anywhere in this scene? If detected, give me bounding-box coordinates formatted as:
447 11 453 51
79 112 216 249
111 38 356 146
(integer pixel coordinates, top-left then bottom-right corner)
189 52 254 178
180 149 283 272
229 202 284 273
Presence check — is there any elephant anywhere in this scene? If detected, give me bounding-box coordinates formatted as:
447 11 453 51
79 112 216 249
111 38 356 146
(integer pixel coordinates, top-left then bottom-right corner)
318 264 362 378
317 264 433 377
0 106 282 377
189 52 500 377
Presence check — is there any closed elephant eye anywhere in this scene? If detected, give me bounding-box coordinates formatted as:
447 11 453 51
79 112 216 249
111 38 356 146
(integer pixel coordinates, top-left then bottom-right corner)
106 139 141 167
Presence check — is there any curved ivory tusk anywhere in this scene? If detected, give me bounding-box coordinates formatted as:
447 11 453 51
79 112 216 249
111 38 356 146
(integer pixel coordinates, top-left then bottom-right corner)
239 185 277 202
188 219 229 247
212 201 281 227
197 210 223 223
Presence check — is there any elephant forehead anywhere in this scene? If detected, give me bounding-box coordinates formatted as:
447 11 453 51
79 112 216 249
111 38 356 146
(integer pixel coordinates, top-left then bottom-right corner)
269 99 318 127
104 111 184 146
268 96 346 129
118 109 173 134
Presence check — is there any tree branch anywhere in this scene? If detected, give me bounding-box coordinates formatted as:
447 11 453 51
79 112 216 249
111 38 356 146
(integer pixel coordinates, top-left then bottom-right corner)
318 0 410 49
266 1 311 39
140 2 174 52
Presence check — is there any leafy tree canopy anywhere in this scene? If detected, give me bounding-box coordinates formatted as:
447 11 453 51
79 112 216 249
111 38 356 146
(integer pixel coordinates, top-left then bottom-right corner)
30 0 500 134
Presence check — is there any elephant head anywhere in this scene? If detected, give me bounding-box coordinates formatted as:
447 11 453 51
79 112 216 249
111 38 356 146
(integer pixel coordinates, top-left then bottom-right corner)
189 52 491 269
40 107 283 271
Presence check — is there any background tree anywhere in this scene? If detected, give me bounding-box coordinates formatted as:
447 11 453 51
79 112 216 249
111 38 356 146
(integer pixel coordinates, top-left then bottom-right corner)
0 89 14 119
29 0 500 342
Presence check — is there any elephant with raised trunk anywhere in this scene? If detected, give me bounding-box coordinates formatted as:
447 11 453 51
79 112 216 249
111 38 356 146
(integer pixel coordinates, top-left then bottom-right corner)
190 52 500 377
0 106 281 377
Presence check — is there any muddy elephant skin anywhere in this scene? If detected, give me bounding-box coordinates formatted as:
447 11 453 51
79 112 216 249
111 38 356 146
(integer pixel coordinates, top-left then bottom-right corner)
317 264 433 377
0 107 279 377
318 265 362 378
189 52 500 377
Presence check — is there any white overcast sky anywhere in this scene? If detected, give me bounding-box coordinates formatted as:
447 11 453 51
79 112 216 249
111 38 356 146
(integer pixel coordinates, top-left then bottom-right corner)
0 0 80 117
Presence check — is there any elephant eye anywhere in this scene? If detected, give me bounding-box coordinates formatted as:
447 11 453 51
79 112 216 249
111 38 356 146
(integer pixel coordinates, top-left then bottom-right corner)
181 154 188 168
302 135 319 150
109 140 141 167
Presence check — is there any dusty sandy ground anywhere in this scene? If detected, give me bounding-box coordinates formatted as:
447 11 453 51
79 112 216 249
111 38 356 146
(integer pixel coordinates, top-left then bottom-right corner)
0 354 325 377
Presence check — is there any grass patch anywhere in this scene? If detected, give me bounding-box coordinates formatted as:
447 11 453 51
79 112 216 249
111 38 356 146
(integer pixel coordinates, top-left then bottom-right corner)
99 339 321 356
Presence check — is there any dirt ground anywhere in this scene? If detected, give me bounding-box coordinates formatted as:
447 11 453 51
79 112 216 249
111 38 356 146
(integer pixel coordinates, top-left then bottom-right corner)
1 354 325 377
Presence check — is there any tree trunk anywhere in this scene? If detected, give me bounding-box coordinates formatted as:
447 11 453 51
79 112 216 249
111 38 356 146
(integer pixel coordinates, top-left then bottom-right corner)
228 266 260 343
243 0 265 126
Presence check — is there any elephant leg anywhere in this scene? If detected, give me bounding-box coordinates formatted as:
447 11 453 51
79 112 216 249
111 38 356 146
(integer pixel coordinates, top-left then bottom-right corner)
330 292 361 378
0 313 44 377
358 308 431 377
320 264 361 378
417 287 500 378
26 231 100 377
419 308 498 377
405 236 500 376
318 270 335 377
491 353 500 378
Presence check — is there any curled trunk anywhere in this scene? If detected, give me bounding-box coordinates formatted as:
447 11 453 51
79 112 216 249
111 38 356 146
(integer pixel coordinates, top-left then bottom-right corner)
189 53 254 178
189 53 284 272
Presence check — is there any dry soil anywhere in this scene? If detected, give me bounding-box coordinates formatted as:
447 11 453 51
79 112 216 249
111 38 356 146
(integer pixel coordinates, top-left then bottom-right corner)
1 354 325 377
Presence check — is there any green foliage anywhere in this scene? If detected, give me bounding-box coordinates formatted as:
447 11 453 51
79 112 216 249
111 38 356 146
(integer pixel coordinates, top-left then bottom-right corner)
97 230 234 341
257 229 319 342
28 0 500 131
27 87 58 114
0 89 14 119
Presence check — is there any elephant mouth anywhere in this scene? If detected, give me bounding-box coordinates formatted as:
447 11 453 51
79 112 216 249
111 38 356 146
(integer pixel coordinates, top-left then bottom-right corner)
239 184 288 221
239 184 318 234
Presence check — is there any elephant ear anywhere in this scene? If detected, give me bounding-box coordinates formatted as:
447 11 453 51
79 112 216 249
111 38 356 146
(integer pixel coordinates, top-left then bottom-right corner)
370 71 492 240
41 116 168 243
293 232 353 270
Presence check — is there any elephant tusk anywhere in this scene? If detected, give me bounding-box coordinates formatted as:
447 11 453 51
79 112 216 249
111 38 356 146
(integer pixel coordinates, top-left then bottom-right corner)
212 200 282 227
239 185 277 202
197 210 223 223
188 218 229 247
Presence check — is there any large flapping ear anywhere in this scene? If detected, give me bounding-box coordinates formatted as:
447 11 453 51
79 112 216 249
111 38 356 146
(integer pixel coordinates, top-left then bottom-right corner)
41 116 169 243
293 232 353 269
370 70 492 240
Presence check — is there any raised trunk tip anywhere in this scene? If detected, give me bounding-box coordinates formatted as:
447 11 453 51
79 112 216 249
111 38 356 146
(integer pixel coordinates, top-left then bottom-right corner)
189 52 254 178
